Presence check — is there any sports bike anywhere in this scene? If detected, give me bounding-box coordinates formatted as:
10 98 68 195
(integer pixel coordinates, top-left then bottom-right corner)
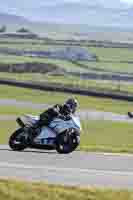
9 114 81 154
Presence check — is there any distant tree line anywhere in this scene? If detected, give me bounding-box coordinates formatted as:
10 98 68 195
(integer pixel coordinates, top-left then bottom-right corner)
16 27 31 33
0 25 6 33
0 25 32 33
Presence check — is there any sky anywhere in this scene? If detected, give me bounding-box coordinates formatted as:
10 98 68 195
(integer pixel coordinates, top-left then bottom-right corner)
1 0 133 9
1 0 133 26
0 0 132 11
121 0 133 3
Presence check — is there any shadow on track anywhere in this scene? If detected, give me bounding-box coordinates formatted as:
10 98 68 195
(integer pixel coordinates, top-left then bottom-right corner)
0 148 57 154
23 149 57 154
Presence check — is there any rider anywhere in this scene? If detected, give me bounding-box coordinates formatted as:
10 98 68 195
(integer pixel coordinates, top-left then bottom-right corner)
26 97 79 143
39 97 78 125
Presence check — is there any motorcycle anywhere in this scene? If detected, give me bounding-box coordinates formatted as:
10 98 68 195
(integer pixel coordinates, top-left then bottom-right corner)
9 114 81 154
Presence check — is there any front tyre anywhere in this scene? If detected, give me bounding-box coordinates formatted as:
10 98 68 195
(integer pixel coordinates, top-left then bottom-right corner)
55 130 79 154
9 128 27 151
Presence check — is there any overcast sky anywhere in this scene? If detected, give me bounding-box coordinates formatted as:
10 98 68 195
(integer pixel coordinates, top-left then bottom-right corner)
1 0 133 10
1 0 133 24
121 0 133 3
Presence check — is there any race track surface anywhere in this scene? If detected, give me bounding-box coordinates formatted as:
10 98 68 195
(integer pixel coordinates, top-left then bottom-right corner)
0 145 133 189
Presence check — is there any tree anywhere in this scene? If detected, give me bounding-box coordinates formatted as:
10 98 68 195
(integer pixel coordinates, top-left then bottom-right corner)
16 27 31 33
0 25 6 33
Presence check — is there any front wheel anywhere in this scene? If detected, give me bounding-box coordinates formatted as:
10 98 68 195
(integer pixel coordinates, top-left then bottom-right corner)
9 128 27 151
55 130 80 154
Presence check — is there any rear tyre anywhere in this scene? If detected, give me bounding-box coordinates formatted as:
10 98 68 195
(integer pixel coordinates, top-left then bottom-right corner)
9 128 27 151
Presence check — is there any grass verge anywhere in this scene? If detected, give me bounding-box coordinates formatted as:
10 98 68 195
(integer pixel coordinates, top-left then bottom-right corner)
89 47 133 62
0 106 41 115
0 120 16 144
2 73 133 93
0 55 86 72
0 85 132 113
80 120 133 153
0 179 132 200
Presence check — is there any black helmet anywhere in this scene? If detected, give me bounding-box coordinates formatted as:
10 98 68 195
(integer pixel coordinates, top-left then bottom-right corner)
64 98 78 114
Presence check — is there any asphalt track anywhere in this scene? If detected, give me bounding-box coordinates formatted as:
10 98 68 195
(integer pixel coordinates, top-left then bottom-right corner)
0 145 133 189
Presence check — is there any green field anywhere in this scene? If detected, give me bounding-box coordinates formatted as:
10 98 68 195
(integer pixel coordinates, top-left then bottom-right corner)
0 54 88 73
1 39 133 62
0 43 69 51
1 72 133 93
0 106 41 115
0 42 80 51
81 120 133 153
79 61 133 74
78 47 133 73
89 47 133 62
0 40 133 154
1 40 133 74
0 85 133 113
0 41 131 100
0 120 16 144
0 43 51 51
0 179 132 200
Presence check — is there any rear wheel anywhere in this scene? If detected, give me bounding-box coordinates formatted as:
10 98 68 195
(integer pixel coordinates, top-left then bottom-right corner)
9 128 27 151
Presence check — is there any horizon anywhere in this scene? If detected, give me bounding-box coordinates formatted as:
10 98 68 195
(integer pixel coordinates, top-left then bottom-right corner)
1 0 133 31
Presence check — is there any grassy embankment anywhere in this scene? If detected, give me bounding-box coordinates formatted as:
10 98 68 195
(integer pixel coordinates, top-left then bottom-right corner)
0 179 132 200
1 45 133 92
80 47 133 73
0 43 133 152
1 43 133 74
0 85 132 113
0 43 133 73
0 54 87 73
1 72 133 93
90 47 133 62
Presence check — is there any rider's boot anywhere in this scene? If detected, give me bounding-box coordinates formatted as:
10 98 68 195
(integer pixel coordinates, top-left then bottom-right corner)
128 112 133 118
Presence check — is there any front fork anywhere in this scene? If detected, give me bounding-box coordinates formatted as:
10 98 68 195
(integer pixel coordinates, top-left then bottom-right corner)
16 117 29 138
16 117 25 128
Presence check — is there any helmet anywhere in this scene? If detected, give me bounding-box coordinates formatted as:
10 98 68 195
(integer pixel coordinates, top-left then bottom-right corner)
64 98 78 114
